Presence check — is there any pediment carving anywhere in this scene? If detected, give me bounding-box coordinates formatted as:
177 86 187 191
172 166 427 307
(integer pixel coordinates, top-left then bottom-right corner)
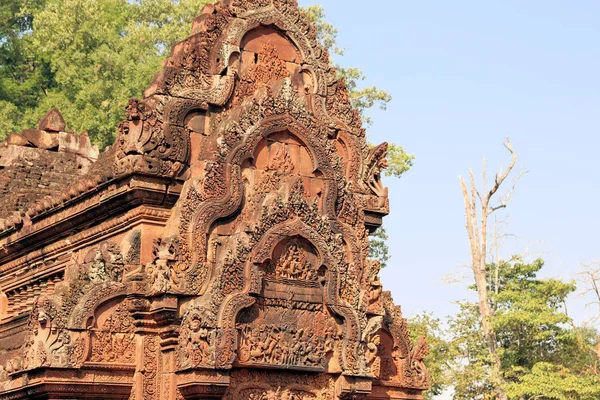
0 1 428 399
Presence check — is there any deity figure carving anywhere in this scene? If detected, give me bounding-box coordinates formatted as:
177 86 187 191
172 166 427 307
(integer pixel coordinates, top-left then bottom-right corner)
177 303 217 369
87 241 125 285
146 237 188 294
271 240 317 282
366 260 384 315
266 143 294 174
0 0 428 398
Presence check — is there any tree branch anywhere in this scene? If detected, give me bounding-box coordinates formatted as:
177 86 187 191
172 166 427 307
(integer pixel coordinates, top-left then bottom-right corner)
488 138 517 200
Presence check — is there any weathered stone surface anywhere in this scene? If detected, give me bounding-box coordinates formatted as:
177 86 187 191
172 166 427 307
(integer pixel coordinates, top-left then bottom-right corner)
0 145 88 221
3 133 28 147
20 129 59 150
37 108 66 132
0 1 428 399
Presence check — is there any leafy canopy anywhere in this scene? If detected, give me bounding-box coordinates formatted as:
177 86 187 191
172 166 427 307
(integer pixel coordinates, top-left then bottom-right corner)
1 1 415 178
440 257 600 400
0 0 214 148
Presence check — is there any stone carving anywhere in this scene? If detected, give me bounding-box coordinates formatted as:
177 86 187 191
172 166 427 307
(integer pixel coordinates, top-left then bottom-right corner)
265 143 295 174
23 295 72 369
238 324 331 368
114 97 189 178
145 237 189 294
0 0 428 398
364 143 389 197
366 260 384 315
270 239 317 281
379 292 431 390
177 303 217 370
244 387 316 400
236 302 339 371
225 368 336 400
143 336 159 399
86 241 125 285
89 302 135 364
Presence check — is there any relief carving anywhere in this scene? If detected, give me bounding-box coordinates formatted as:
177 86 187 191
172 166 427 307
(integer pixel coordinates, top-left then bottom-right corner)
177 303 217 370
236 303 339 370
145 237 189 294
265 143 294 174
238 324 331 368
379 293 431 390
269 239 318 282
0 0 427 398
24 295 72 369
86 241 125 285
244 387 316 400
89 302 135 364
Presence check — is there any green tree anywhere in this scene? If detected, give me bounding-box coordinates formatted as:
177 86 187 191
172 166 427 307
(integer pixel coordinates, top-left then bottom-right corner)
445 257 600 400
368 227 390 268
0 0 51 135
1 0 214 147
303 5 414 179
408 313 451 399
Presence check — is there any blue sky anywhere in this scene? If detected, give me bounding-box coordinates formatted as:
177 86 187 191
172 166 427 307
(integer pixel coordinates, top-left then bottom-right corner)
298 0 600 325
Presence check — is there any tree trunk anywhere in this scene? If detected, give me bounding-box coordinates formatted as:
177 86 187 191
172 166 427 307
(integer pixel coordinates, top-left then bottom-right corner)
459 139 521 400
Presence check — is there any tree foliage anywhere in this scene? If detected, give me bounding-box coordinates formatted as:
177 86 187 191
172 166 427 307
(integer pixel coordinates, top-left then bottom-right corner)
368 227 390 268
408 313 451 400
0 0 214 148
440 258 600 400
1 1 414 171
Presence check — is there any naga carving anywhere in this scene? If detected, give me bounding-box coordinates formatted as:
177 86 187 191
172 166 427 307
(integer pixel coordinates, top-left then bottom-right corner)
0 0 428 399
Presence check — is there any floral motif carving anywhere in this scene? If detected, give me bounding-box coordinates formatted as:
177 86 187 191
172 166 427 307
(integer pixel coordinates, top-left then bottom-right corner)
90 302 135 364
0 0 427 398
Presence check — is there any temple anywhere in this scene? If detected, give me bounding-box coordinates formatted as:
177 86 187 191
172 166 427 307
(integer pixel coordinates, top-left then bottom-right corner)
0 1 429 399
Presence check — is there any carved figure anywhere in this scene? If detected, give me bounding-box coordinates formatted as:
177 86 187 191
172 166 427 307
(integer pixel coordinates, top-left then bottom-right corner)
87 242 124 284
23 296 71 370
273 240 317 281
266 144 294 174
177 303 216 369
0 0 428 398
239 324 326 368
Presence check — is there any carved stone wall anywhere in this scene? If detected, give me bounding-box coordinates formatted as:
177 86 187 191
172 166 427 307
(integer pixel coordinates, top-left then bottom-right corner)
0 1 428 399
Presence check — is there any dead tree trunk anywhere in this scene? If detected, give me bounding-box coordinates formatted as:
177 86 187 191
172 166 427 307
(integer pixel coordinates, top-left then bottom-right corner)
459 138 522 400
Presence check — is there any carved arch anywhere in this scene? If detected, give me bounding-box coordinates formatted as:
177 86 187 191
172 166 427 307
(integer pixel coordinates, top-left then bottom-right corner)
188 113 337 269
211 10 319 77
248 218 333 267
215 217 361 372
68 282 128 329
230 114 339 217
335 130 362 184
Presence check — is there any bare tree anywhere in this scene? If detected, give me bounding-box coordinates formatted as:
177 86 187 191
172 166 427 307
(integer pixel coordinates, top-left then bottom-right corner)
579 262 600 319
459 138 525 399
569 262 600 372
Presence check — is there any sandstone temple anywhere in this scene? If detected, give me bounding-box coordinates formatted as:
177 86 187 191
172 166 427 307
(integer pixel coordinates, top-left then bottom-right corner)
0 1 429 398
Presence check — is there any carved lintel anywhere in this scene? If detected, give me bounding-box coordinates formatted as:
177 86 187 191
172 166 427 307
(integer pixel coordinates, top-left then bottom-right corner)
177 370 230 400
0 367 134 400
337 375 372 400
